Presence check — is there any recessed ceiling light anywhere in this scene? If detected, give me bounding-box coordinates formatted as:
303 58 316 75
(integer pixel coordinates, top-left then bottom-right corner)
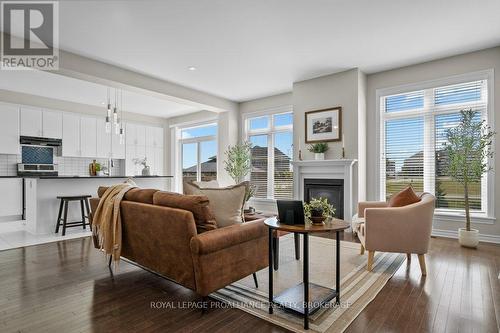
188 66 197 71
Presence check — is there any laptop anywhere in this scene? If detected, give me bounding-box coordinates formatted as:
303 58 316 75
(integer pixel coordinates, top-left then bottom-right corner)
276 200 305 225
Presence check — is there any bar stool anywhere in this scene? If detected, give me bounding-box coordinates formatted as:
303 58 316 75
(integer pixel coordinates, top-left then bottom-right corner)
55 195 92 236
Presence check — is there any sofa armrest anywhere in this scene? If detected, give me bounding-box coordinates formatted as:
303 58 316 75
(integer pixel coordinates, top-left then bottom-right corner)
358 201 388 218
190 220 266 255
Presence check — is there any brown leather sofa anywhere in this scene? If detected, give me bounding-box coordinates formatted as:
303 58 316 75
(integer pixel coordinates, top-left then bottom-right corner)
89 187 268 297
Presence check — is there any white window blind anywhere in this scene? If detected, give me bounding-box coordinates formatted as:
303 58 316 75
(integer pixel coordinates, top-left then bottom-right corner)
380 79 489 213
245 108 293 199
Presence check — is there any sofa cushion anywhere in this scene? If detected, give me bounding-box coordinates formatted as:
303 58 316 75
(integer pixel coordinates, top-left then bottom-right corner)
153 191 217 233
97 186 158 204
388 186 421 207
186 182 248 227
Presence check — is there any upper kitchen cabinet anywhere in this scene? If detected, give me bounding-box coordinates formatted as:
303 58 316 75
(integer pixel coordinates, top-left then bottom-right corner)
80 116 97 157
146 126 164 148
42 110 63 139
20 107 42 137
136 125 146 146
62 113 81 157
125 123 137 145
20 107 62 138
0 103 20 155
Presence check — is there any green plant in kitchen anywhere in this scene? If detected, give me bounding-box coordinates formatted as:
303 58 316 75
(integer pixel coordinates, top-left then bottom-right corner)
442 109 495 248
303 197 335 220
224 141 256 202
308 142 329 153
95 163 101 172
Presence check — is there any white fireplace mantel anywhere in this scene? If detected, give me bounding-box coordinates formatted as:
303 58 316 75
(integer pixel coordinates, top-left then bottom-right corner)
291 159 357 221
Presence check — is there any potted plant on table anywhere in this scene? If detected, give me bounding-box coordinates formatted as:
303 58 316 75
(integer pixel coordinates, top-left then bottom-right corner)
308 142 329 160
304 197 335 225
224 141 256 212
442 109 495 248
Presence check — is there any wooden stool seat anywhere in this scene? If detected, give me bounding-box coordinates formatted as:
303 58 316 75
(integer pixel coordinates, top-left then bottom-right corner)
55 195 93 236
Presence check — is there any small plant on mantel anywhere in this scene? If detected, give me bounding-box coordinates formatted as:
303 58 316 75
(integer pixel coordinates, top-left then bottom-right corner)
308 142 329 160
442 109 495 248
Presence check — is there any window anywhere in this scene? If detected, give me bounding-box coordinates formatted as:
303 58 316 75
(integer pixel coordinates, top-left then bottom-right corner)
179 123 217 185
244 107 293 200
379 77 490 215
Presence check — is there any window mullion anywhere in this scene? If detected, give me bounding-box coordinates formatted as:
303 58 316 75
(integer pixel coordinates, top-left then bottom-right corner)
423 88 435 194
267 133 274 199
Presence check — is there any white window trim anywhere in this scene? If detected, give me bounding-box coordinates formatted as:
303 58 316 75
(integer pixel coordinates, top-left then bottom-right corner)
173 120 218 192
242 105 293 201
375 69 495 223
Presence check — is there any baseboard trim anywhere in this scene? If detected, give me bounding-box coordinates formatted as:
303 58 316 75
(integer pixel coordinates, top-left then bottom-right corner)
432 228 500 244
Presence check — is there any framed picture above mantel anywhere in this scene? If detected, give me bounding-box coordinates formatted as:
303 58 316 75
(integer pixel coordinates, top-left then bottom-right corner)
305 106 342 143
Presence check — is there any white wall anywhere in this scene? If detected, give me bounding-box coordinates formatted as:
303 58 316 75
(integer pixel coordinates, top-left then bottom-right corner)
366 46 500 241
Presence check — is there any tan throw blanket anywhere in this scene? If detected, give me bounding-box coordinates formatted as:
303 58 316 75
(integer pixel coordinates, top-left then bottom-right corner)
92 181 136 264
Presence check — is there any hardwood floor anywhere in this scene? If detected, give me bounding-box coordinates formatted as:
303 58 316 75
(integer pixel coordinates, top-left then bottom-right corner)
0 234 498 332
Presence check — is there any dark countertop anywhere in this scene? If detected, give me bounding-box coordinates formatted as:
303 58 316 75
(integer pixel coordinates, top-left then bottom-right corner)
0 175 172 179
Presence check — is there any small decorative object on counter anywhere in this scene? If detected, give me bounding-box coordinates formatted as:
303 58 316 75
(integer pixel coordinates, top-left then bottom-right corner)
308 142 329 160
133 157 151 176
89 160 97 176
304 197 335 225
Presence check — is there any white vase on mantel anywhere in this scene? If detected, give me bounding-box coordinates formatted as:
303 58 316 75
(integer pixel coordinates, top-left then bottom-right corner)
314 153 325 160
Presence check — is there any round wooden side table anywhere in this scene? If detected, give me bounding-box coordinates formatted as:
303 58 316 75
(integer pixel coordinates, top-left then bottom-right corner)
264 216 350 330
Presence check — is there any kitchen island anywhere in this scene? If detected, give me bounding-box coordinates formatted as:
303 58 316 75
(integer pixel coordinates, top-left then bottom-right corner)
24 176 172 234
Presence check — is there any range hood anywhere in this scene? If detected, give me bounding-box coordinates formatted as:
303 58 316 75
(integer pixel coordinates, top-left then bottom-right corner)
20 136 62 147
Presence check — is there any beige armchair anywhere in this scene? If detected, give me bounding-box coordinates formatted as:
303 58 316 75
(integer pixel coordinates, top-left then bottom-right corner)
356 193 436 275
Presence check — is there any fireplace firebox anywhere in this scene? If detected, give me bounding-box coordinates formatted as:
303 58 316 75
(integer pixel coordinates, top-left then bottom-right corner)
304 179 344 219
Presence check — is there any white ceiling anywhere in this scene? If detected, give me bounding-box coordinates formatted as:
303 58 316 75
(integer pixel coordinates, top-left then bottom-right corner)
0 70 199 118
52 0 500 102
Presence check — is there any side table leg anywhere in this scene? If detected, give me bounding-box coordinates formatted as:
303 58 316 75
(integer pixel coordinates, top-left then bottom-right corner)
336 231 340 305
303 233 309 330
268 227 273 314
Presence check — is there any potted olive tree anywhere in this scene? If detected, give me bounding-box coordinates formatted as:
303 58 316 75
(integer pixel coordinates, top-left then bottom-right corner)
224 141 256 211
443 109 495 248
308 142 329 160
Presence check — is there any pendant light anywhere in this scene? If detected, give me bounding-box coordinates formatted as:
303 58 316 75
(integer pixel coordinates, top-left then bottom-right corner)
113 89 118 123
119 90 125 144
105 87 111 133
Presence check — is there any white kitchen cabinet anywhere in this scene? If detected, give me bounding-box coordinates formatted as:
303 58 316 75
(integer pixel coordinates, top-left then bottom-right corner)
146 126 164 147
62 113 81 157
126 145 137 175
80 116 97 157
125 123 137 145
96 118 112 158
146 146 164 175
136 125 146 146
111 130 125 159
154 127 164 147
42 110 62 139
0 103 20 155
20 106 42 137
0 178 23 217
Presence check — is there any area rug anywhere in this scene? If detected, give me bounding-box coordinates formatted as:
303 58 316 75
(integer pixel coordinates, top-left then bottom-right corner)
210 234 405 333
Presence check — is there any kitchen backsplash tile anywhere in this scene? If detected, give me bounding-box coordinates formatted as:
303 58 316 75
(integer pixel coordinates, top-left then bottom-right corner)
0 154 124 177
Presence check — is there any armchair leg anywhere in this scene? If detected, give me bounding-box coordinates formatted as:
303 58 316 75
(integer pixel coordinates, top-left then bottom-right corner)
367 251 375 271
418 254 427 276
360 244 365 255
406 253 411 261
252 273 258 288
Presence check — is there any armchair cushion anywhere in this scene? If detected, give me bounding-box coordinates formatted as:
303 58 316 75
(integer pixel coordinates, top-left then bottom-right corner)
388 186 420 207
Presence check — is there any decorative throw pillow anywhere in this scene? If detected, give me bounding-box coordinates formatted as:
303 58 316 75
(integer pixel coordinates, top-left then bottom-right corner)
187 182 248 227
153 191 217 233
192 180 219 188
388 186 421 207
